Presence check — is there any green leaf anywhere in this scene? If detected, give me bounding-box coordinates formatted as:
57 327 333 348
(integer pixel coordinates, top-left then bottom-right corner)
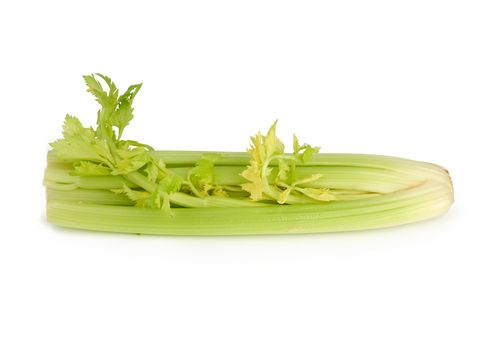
83 73 119 112
144 162 160 183
62 115 95 140
241 122 333 204
241 160 265 200
110 83 142 138
72 161 112 176
299 145 320 163
241 121 285 201
94 139 115 164
82 74 105 105
83 73 141 139
123 139 154 151
111 153 149 175
50 115 102 161
264 120 284 157
292 134 320 163
113 185 151 207
187 156 228 197
189 158 214 186
159 172 182 194
111 142 151 175
293 134 300 154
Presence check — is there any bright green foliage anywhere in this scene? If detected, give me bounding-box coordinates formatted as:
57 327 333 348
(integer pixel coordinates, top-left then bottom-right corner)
293 134 321 163
240 121 334 204
50 115 102 162
72 161 112 176
187 156 227 197
83 73 142 140
50 74 178 213
113 172 180 213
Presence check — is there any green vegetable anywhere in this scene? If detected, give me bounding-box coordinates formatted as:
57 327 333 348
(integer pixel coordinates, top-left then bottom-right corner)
44 74 454 235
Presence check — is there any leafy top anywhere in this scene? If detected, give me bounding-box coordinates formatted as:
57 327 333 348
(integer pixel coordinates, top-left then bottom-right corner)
83 73 142 140
49 74 335 212
50 74 180 213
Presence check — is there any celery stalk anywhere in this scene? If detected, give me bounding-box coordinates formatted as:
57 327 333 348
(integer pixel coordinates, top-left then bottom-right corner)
44 74 454 235
46 181 452 235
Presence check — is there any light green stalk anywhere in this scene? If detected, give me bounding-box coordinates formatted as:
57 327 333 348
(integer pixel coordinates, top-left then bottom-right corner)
44 156 448 196
46 180 453 235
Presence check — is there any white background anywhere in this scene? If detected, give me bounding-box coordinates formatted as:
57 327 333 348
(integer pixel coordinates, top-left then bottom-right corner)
1 1 486 349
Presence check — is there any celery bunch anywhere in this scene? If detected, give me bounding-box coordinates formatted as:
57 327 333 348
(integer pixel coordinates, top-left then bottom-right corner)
44 74 454 235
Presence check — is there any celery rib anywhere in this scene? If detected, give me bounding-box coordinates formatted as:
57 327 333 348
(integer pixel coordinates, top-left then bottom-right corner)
44 160 432 195
47 181 452 235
